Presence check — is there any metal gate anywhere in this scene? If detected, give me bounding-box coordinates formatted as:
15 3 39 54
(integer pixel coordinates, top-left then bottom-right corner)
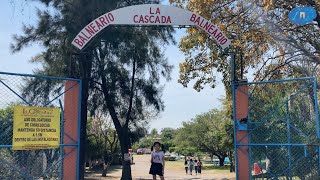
0 71 81 180
233 76 320 180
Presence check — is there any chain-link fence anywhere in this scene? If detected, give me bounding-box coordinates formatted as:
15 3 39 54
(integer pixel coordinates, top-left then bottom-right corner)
234 77 320 180
0 71 81 180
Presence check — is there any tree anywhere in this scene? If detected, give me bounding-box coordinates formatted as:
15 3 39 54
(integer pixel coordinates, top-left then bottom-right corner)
168 0 320 94
160 128 176 152
174 108 233 166
11 1 175 179
129 125 148 149
86 113 120 177
150 128 159 138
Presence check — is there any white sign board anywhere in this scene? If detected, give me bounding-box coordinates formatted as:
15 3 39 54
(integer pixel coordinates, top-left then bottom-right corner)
72 4 231 50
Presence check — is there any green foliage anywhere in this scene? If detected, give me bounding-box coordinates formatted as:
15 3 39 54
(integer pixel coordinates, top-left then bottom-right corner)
174 146 197 156
11 1 176 178
134 127 177 152
136 136 153 149
173 107 233 165
0 105 14 145
160 128 176 152
87 114 123 159
169 0 320 94
150 128 159 138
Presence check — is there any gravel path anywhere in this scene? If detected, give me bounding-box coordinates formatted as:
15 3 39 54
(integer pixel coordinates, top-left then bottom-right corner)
85 155 236 180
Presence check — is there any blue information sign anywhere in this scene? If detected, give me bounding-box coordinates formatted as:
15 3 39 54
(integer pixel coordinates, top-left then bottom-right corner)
288 6 317 25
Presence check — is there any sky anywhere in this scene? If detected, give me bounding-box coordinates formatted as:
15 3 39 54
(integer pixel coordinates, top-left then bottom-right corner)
0 1 225 132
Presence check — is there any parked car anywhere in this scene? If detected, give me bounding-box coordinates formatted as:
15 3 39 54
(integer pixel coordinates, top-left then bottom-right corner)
136 148 151 154
164 154 179 161
212 157 231 165
137 148 144 155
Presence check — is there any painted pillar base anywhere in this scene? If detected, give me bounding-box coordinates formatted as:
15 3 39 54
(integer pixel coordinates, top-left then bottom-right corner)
235 81 250 180
63 81 80 180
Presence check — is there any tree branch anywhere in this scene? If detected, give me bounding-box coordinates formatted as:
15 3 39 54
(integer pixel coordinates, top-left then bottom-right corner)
96 49 123 132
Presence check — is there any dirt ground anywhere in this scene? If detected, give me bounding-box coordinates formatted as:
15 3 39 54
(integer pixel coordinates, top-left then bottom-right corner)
85 155 236 180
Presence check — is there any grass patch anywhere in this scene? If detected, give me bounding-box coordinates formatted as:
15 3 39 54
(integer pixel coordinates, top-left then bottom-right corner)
202 164 230 170
165 160 231 174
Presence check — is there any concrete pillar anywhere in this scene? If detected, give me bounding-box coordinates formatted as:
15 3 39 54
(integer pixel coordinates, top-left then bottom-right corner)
236 83 250 180
63 80 80 180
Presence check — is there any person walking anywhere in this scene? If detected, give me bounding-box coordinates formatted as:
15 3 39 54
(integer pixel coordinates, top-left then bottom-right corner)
189 159 194 175
149 142 165 180
194 159 198 175
197 159 203 174
184 159 189 175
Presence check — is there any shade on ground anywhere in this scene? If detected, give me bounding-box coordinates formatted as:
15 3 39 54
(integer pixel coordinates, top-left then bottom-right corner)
85 154 235 180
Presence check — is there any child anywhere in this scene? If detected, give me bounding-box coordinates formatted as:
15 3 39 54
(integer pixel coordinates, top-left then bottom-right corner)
149 142 165 180
184 160 189 174
194 159 198 175
197 159 202 174
189 159 194 175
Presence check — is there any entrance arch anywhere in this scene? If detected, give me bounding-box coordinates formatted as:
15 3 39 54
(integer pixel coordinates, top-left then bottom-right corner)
71 3 240 180
72 4 231 50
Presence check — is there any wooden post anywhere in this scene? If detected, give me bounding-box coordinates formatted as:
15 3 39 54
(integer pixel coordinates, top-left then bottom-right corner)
63 80 80 180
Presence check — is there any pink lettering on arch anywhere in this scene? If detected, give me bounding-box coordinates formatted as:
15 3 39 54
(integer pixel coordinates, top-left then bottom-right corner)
89 23 98 33
203 21 211 31
211 29 218 37
220 38 228 45
150 15 155 23
81 31 90 40
155 16 160 23
215 32 223 41
144 15 149 23
99 16 108 26
194 17 201 25
74 39 83 47
84 27 95 37
78 34 88 44
161 16 166 23
133 15 139 23
150 7 154 14
108 13 114 21
190 14 197 22
167 16 172 23
95 20 103 30
139 15 144 23
208 25 215 34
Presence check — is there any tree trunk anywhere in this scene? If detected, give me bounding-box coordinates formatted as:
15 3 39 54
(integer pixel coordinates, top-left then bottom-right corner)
120 128 132 180
229 151 235 172
219 156 225 166
102 162 108 177
78 53 92 180
79 76 89 179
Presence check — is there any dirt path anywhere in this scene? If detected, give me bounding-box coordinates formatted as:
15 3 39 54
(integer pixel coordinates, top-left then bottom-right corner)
85 155 236 180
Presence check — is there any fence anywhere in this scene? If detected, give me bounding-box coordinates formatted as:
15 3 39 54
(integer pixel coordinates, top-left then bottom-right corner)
0 71 81 180
233 77 320 180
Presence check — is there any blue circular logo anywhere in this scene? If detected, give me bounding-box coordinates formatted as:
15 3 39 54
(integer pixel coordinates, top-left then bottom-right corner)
288 6 317 25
